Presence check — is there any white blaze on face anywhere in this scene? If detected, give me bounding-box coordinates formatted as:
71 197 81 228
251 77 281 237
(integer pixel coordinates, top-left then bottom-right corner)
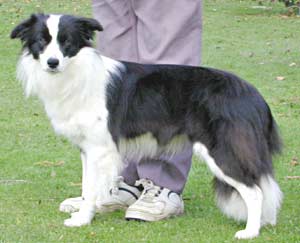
39 15 69 72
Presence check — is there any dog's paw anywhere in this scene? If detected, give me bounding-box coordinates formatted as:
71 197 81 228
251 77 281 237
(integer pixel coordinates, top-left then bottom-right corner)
234 229 259 239
59 197 83 213
64 212 92 227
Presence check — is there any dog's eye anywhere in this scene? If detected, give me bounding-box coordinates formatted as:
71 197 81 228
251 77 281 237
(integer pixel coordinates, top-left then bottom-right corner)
38 37 46 46
61 38 71 46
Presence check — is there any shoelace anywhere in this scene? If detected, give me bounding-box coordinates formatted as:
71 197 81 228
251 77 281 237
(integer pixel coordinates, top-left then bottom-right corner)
135 179 162 202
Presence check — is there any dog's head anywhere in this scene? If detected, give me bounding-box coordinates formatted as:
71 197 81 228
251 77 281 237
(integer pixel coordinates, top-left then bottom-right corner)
11 13 103 72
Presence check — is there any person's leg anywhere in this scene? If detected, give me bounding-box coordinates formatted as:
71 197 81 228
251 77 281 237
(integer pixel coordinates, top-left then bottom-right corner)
130 0 202 194
92 0 138 62
137 144 193 194
124 0 202 221
133 0 202 65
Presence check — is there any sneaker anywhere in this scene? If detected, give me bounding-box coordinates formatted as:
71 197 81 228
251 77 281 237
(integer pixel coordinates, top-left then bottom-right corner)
125 179 184 221
97 177 141 213
59 177 141 213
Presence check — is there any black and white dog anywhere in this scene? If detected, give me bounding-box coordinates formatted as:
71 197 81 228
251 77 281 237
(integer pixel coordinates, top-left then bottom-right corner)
11 14 282 239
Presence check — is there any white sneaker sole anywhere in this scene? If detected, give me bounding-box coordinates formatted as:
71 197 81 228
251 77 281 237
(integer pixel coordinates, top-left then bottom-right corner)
125 207 184 221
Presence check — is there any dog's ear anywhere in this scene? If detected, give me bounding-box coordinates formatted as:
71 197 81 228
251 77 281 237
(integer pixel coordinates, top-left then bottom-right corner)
76 17 103 40
10 14 39 40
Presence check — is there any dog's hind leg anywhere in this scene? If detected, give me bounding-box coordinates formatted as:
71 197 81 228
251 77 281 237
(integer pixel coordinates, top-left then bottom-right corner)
193 142 263 239
260 175 282 226
214 179 248 222
231 184 263 239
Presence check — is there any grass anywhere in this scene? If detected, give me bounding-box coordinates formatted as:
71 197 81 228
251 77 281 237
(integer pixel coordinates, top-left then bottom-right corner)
0 0 300 242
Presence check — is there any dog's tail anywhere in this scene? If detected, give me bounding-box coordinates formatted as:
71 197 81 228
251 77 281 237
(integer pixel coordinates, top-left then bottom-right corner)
267 111 282 155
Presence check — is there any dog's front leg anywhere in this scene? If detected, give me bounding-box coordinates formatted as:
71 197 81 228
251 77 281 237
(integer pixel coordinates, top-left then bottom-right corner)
81 150 88 199
64 145 122 227
59 151 87 213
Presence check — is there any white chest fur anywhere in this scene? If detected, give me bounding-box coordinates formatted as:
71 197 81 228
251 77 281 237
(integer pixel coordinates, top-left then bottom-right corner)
49 100 107 146
17 48 117 149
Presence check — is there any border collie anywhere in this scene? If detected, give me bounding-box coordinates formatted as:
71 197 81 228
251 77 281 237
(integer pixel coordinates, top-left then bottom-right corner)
11 14 282 239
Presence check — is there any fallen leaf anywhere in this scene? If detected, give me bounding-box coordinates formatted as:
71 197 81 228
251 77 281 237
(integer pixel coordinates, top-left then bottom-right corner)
251 6 272 10
34 160 65 167
249 52 254 57
0 179 28 185
70 182 82 187
290 158 299 166
285 176 300 180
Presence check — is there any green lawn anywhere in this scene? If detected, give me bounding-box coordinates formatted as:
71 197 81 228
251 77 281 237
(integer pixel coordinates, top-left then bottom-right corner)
1 0 300 242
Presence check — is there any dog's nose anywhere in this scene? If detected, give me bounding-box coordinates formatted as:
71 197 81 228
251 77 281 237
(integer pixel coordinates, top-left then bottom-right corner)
47 58 59 69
